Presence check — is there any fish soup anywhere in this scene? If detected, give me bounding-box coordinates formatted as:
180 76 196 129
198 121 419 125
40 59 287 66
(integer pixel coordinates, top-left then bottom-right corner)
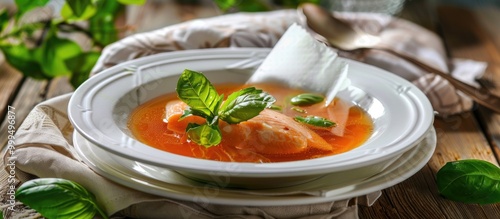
128 82 373 163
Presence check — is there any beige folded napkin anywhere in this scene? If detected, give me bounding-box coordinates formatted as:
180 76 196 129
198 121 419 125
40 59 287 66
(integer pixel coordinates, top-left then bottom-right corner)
1 93 380 219
92 9 486 116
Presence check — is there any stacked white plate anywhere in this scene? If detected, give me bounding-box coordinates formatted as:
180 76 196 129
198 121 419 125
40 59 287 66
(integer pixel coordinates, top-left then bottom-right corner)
68 48 435 205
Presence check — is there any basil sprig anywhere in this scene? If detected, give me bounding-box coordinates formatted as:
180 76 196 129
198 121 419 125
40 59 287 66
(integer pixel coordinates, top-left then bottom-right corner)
294 116 336 128
176 69 276 147
185 123 222 147
437 159 500 204
16 178 108 219
177 69 223 122
219 87 277 124
290 93 324 106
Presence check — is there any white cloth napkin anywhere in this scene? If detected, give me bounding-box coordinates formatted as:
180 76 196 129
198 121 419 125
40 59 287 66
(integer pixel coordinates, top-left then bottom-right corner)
248 23 349 106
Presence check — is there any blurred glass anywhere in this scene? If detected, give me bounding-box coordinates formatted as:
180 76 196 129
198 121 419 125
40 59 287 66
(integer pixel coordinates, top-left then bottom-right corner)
322 0 406 15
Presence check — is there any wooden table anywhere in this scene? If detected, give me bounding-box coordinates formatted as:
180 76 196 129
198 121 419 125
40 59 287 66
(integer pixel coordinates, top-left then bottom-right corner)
1 1 500 218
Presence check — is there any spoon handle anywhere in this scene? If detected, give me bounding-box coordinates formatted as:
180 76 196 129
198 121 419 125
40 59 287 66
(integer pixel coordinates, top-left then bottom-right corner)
381 48 500 114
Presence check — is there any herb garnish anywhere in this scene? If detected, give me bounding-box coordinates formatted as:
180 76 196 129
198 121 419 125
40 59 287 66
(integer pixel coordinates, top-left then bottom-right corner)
270 104 283 111
16 178 108 219
290 93 324 106
295 115 336 128
437 159 500 205
291 107 307 113
176 69 276 147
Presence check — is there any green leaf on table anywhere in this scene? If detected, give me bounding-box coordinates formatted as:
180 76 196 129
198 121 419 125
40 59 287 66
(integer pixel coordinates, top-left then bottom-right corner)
437 159 500 205
33 31 82 78
14 0 50 17
186 123 222 147
117 0 146 5
61 1 97 22
294 116 336 128
65 51 100 88
290 93 324 106
89 0 121 46
16 178 109 219
219 87 276 124
0 44 47 79
176 69 223 120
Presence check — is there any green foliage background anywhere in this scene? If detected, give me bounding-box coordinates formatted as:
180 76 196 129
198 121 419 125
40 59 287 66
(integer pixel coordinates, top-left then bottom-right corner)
0 0 317 88
0 0 144 88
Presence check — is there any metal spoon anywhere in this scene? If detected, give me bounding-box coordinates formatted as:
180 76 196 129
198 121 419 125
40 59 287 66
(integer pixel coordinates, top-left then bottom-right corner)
300 3 500 114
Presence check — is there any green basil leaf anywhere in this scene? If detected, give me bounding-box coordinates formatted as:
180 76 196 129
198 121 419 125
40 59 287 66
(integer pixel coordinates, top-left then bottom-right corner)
65 51 100 88
294 116 336 128
0 9 8 33
176 69 223 120
186 123 222 147
88 0 121 46
219 87 276 124
66 0 92 17
61 1 97 22
0 44 47 79
291 107 306 113
232 0 271 12
213 0 238 11
14 0 50 17
290 93 324 106
270 104 282 111
214 0 271 12
33 32 82 77
16 178 108 219
437 159 500 204
117 0 146 5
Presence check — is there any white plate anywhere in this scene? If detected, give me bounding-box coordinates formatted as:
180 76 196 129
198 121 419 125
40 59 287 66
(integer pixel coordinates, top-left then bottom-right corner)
68 48 434 187
73 127 436 206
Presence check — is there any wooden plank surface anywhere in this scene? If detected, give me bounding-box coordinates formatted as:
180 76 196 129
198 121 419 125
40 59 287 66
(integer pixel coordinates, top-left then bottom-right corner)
0 76 74 150
0 64 23 123
438 6 500 163
359 116 498 218
360 4 500 219
45 77 74 99
0 78 47 149
472 6 500 170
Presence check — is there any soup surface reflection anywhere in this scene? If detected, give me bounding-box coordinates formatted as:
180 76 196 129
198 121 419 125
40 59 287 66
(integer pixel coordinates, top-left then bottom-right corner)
128 83 373 163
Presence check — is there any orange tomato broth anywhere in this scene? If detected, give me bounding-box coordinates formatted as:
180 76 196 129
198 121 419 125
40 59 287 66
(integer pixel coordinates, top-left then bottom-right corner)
128 83 373 163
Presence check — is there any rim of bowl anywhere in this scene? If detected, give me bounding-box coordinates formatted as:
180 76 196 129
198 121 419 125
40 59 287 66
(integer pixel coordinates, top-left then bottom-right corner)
68 48 434 178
